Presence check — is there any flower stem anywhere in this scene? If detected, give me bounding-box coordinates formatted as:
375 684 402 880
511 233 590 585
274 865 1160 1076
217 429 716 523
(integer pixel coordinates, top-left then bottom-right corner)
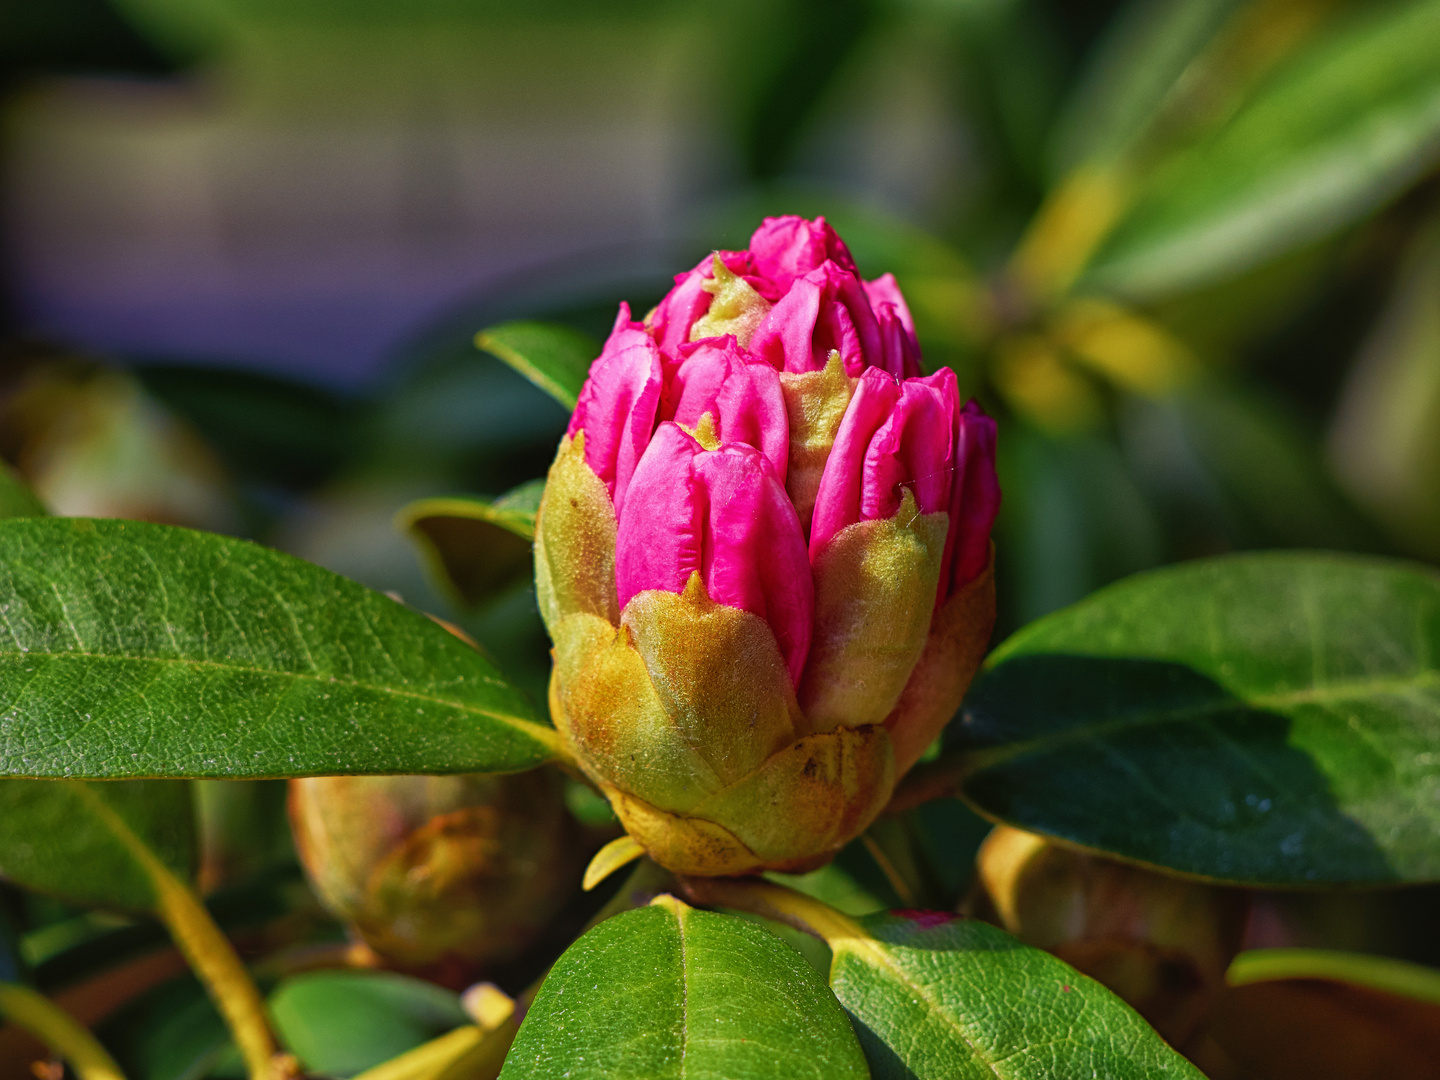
0 982 127 1080
68 783 291 1080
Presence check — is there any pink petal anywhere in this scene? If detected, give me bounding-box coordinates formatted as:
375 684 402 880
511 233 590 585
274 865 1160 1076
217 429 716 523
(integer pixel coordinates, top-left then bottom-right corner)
748 215 857 293
617 423 813 683
947 399 1000 593
660 336 789 482
750 262 881 375
566 302 664 515
808 368 960 567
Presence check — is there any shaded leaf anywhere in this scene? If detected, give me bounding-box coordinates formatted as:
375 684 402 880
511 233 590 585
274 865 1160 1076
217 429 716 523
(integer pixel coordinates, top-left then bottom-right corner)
829 911 1206 1080
1087 0 1440 298
398 481 542 608
475 322 597 412
95 974 234 1080
499 898 869 1079
1209 949 1440 1079
959 552 1440 884
0 463 45 520
269 970 467 1078
0 518 559 779
0 779 195 912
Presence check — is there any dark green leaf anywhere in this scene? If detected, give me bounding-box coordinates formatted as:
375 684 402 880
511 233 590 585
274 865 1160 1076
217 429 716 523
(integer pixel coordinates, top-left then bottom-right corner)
830 912 1205 1080
475 321 598 412
959 552 1440 884
0 517 559 779
269 970 467 1078
1050 0 1243 174
398 481 542 608
0 779 195 911
96 974 234 1080
1087 0 1440 298
500 898 869 1080
0 463 45 519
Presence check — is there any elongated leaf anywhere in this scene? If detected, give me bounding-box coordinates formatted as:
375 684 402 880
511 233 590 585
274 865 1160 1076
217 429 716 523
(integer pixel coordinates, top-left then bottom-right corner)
829 911 1204 1080
269 971 467 1078
0 779 194 911
0 518 559 779
0 463 45 519
475 322 597 412
1210 949 1440 1079
499 898 869 1079
1050 0 1243 174
398 481 542 608
959 552 1440 885
1087 0 1440 298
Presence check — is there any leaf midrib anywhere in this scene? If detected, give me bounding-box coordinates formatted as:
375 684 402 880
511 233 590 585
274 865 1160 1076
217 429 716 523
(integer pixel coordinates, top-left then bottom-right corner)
0 646 556 746
965 666 1440 772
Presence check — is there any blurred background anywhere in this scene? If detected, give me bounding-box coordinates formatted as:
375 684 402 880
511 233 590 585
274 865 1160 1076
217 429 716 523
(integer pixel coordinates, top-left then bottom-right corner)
2 4 1440 1074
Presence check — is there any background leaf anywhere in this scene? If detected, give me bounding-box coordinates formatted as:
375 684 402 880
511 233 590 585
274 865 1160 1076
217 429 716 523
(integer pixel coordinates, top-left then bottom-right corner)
958 552 1440 884
499 898 869 1080
829 911 1206 1080
0 463 45 519
0 517 558 779
398 481 542 608
0 779 195 911
475 321 597 412
1087 0 1440 298
269 970 468 1078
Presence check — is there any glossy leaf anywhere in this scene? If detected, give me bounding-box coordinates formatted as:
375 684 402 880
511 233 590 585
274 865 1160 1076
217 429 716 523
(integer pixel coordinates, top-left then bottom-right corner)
0 463 45 520
269 971 468 1078
0 517 560 779
0 779 195 911
499 898 869 1080
959 552 1440 884
829 911 1206 1080
1087 0 1440 298
398 481 542 608
475 321 597 412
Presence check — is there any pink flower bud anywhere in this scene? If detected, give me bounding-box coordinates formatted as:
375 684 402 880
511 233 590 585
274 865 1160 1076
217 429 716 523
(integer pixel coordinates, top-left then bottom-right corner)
615 422 813 683
808 367 960 570
536 215 1000 877
659 336 789 481
747 215 857 292
566 304 663 518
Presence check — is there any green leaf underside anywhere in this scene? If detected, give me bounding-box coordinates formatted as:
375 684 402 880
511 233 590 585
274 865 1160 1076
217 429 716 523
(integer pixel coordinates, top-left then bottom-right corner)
959 552 1440 885
0 778 194 911
0 518 556 779
0 464 45 520
269 970 468 1078
1087 0 1440 298
476 321 598 412
500 902 869 1080
399 482 541 608
832 914 1205 1080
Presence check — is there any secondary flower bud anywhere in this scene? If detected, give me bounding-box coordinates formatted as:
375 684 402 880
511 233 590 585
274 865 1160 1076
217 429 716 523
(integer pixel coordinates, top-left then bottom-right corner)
536 215 1000 876
289 772 580 981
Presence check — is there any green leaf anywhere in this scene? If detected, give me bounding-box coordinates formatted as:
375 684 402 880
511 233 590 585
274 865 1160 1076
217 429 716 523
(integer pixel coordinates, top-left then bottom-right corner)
475 321 598 412
0 779 195 911
829 912 1205 1080
1087 0 1440 298
398 481 542 608
1049 0 1243 174
0 517 560 779
499 897 869 1080
269 970 468 1078
95 974 234 1080
0 462 45 519
959 552 1440 885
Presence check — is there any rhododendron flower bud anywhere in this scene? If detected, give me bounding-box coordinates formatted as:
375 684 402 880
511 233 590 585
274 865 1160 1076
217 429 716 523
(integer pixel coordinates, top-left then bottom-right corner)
289 771 579 982
536 215 999 877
